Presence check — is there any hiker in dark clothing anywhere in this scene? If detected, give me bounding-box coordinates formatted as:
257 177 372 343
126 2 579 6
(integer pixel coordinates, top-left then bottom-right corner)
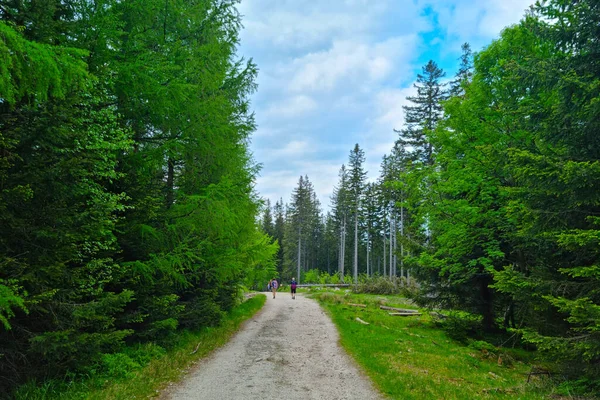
290 277 297 299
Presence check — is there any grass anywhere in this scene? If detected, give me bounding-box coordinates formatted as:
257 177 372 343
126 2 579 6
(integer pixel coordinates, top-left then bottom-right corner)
312 291 556 400
14 294 266 400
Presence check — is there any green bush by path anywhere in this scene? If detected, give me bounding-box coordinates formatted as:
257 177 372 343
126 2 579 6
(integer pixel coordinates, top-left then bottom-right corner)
13 294 266 400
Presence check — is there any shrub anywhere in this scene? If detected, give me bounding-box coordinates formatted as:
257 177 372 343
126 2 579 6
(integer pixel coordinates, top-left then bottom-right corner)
99 353 141 379
353 275 403 295
439 312 483 343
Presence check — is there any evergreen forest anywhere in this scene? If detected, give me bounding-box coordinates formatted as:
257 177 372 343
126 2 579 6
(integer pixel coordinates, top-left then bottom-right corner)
1 0 599 397
0 0 277 395
262 0 600 392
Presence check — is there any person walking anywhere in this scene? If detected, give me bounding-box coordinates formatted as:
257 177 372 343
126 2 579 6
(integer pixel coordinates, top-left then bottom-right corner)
270 278 279 299
290 277 297 299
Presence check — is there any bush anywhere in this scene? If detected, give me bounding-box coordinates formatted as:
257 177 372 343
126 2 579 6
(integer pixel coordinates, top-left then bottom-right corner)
438 312 483 343
313 292 345 304
99 353 141 379
125 342 166 366
303 269 321 284
353 275 403 295
179 295 225 330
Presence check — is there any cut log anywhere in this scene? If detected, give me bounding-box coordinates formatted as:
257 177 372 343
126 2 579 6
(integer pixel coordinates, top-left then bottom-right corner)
380 305 419 313
348 303 367 308
355 317 370 325
388 312 422 316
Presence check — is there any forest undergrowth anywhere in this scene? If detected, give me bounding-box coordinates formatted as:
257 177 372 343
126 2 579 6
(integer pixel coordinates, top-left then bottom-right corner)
311 289 582 400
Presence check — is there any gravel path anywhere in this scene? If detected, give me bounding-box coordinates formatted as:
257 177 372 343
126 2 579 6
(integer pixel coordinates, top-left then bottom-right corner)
163 292 384 400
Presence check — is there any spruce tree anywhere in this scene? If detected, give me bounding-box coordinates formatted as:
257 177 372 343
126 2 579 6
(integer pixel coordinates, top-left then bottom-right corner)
396 60 447 165
449 43 474 98
348 144 367 283
331 165 350 281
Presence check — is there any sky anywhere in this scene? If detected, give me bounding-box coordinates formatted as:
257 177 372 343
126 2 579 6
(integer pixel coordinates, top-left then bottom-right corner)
237 0 535 211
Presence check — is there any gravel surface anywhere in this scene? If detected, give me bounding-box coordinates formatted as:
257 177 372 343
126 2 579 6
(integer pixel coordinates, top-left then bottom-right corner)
163 292 384 400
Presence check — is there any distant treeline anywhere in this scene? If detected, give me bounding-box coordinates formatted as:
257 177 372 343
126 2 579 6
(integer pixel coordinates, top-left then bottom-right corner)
263 0 599 391
0 0 276 394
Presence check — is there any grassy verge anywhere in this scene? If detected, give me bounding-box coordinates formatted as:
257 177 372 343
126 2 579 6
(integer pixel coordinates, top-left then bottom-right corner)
15 294 266 400
313 291 555 400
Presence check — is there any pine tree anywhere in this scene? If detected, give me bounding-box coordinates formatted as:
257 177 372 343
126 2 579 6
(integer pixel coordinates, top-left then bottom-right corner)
348 144 367 283
261 199 275 237
285 176 321 283
396 60 447 165
273 199 286 275
331 165 350 281
449 43 473 98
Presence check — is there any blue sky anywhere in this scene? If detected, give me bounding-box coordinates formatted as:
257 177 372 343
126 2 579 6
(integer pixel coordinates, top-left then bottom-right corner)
237 0 534 211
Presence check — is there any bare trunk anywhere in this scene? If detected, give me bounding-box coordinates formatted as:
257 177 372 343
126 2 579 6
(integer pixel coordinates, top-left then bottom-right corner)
166 157 175 209
383 230 387 277
400 204 404 280
389 215 393 279
340 215 346 281
393 216 397 278
353 213 358 283
366 232 370 276
297 227 301 284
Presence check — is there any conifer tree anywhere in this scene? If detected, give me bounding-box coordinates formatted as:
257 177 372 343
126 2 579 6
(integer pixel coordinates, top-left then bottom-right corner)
348 144 367 283
396 60 447 165
331 165 350 281
449 43 473 98
261 199 275 238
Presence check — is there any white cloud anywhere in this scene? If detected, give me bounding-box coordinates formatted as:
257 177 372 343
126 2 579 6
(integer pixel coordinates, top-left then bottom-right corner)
240 0 535 211
286 35 418 94
420 0 534 50
263 95 317 118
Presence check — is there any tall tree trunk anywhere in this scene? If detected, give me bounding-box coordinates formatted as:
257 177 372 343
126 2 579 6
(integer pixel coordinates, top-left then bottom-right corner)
383 228 387 277
297 227 301 284
479 273 496 332
340 216 346 281
389 215 393 279
400 204 404 280
393 215 397 277
353 213 358 283
366 232 370 276
166 157 175 209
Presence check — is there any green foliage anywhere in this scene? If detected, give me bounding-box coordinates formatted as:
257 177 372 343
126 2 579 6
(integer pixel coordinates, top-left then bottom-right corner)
353 275 404 295
0 21 88 104
13 296 264 400
303 268 321 284
0 0 275 394
397 0 600 389
0 280 26 330
98 353 141 379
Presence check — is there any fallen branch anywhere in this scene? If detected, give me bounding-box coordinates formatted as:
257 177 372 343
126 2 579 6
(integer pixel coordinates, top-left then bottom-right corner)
190 342 201 355
389 312 422 316
526 367 552 383
355 317 370 325
380 305 419 313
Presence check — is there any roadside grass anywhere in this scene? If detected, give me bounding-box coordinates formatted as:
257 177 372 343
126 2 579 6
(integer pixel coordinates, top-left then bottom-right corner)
313 291 555 400
14 294 266 400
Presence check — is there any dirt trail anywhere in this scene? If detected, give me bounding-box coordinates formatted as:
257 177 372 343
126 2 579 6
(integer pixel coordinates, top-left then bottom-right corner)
162 292 384 400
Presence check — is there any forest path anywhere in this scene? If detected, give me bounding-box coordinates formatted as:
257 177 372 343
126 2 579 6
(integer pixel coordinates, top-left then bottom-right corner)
162 292 384 400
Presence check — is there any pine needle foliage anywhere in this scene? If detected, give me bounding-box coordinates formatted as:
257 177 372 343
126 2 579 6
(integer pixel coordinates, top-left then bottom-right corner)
0 0 275 394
